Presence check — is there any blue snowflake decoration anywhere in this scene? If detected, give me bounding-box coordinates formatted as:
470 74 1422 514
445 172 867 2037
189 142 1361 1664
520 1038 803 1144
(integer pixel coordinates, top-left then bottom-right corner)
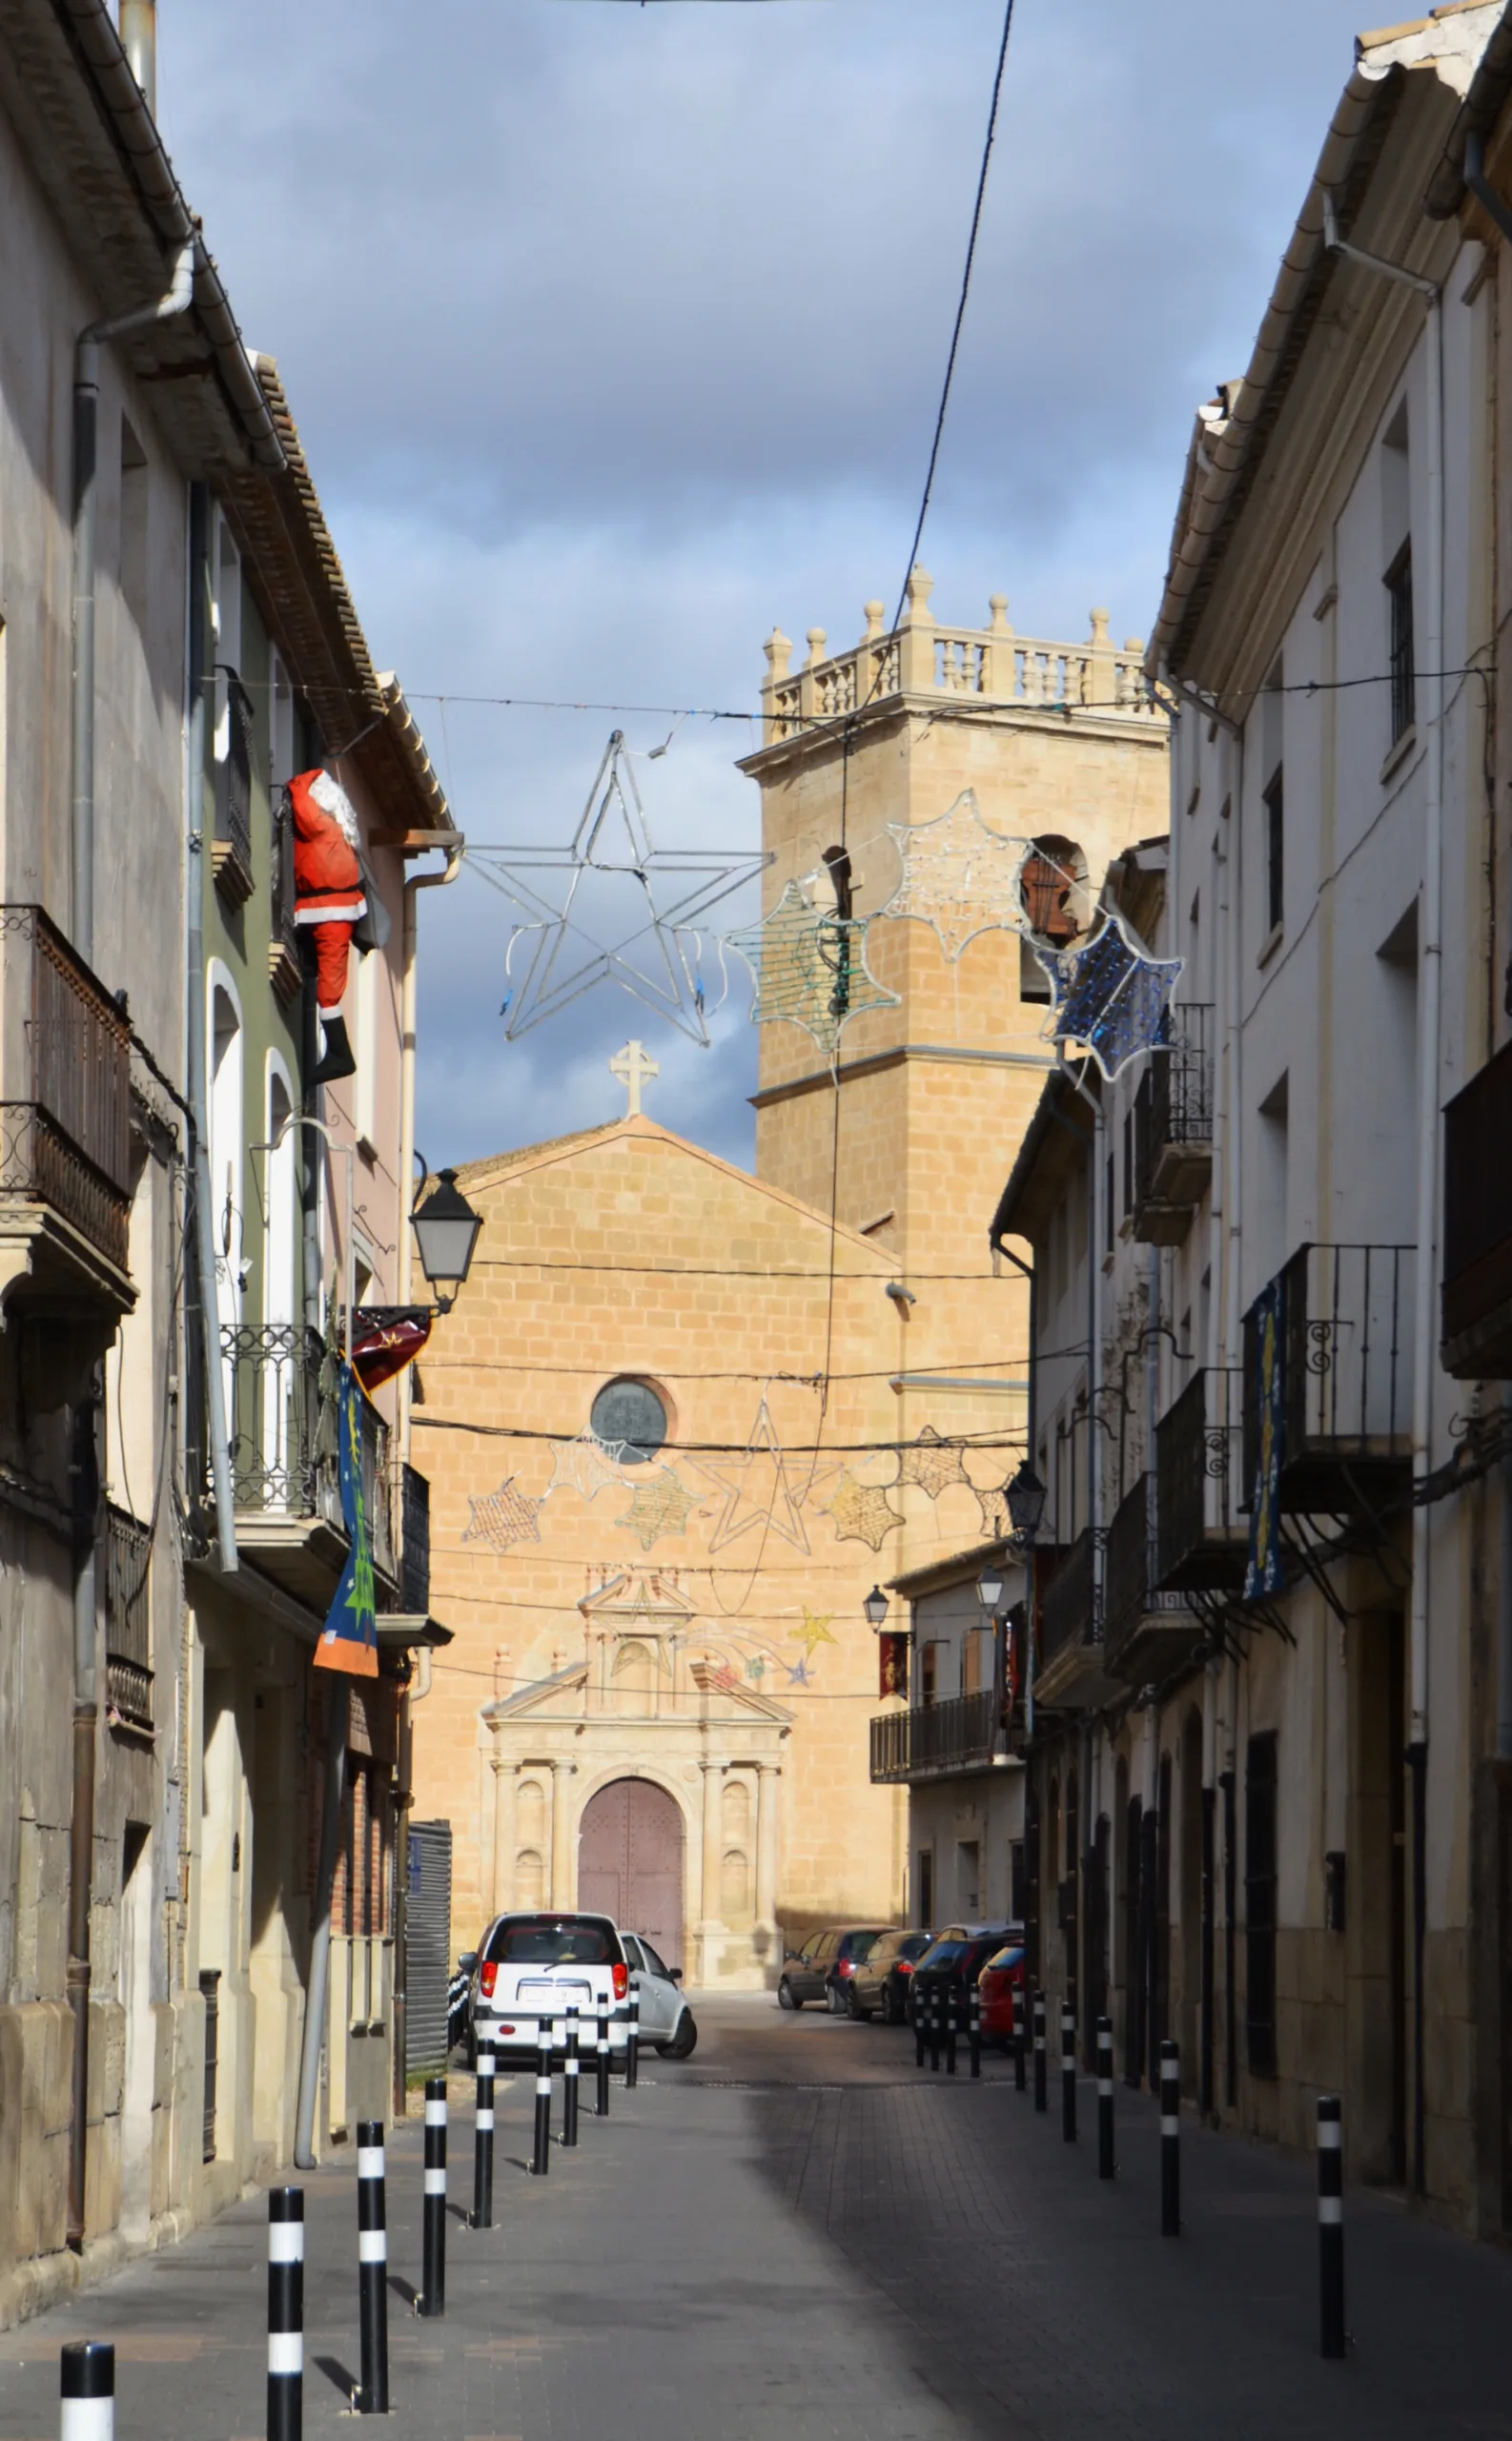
1032 914 1183 1080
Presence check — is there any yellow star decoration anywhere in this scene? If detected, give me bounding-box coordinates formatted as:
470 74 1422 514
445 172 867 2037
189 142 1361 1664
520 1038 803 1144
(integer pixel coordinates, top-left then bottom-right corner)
819 1471 904 1552
791 1608 837 1661
897 1425 971 1501
462 1477 544 1553
615 1467 702 1551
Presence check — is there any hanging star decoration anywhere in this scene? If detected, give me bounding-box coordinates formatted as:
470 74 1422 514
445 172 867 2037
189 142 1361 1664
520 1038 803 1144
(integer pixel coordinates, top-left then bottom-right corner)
745 1653 767 1684
786 1658 813 1687
972 1475 1014 1541
1032 913 1184 1081
462 1477 545 1553
615 1467 703 1551
819 1470 905 1551
880 790 1033 960
896 1425 971 1501
725 878 899 1065
470 729 769 1046
790 1608 837 1663
695 1399 811 1554
547 1429 627 1504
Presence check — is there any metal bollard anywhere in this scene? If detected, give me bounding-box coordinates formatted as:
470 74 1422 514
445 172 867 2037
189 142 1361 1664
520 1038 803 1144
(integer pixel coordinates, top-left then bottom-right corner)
419 2077 446 2318
61 2342 113 2441
1013 1983 1027 2091
562 2002 581 2147
1061 2001 1077 2142
625 1987 640 2091
968 1983 982 2080
471 2045 495 2229
945 1987 958 2076
355 2120 389 2414
1160 2040 1180 2237
1096 2016 1114 2181
1032 1989 1047 2113
1318 2094 1345 2359
531 2021 553 2175
595 2000 611 2118
914 1981 927 2068
267 2186 304 2441
929 1985 942 2072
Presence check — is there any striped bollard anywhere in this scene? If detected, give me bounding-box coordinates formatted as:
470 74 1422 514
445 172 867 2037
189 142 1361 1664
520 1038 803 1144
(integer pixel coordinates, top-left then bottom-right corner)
929 1985 942 2073
562 2002 581 2146
968 1983 982 2079
1032 1990 1047 2113
419 2078 446 2317
267 2187 304 2441
625 1987 641 2090
60 2343 113 2441
1061 2001 1077 2142
356 2121 389 2413
1160 2040 1180 2237
531 2022 553 2175
595 2001 611 2117
913 1981 927 2068
1318 2095 1345 2359
471 2045 495 2228
1096 2016 1114 2181
945 1987 958 2076
1012 1983 1027 2091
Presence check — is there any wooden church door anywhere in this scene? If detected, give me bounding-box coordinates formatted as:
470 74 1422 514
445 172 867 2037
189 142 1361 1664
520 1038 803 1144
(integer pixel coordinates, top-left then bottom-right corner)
578 1777 684 1971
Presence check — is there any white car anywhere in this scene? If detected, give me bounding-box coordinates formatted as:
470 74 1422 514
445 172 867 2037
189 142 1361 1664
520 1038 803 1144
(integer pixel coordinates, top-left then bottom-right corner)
620 1931 698 2059
464 1911 630 2070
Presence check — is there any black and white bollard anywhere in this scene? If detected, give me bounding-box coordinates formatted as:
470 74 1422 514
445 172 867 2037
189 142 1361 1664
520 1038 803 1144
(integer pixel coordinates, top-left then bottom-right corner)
1096 2016 1115 2181
929 1985 942 2073
1013 1983 1027 2092
531 2021 553 2175
1318 2094 1345 2359
1032 1989 1047 2113
968 1983 982 2080
1159 2040 1180 2237
356 2121 389 2414
914 1982 927 2068
625 1987 641 2091
945 1987 958 2076
471 2045 495 2229
562 2002 581 2147
595 2000 611 2118
61 2342 113 2441
419 2078 446 2318
1061 2001 1077 2142
267 2187 304 2441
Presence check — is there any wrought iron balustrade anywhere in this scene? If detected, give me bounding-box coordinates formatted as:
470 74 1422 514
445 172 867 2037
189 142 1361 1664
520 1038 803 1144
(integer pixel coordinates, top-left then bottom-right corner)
400 1464 430 1614
1133 1004 1214 1241
220 1321 396 1575
0 905 133 1275
1103 1475 1154 1640
1040 1527 1097 1666
868 1688 1000 1783
105 1502 153 1732
1154 1366 1246 1590
1242 1241 1413 1513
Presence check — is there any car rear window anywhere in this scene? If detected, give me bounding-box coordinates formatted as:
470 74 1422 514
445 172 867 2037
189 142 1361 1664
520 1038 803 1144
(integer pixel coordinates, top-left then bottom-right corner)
839 1930 883 1960
485 1917 623 1966
916 1939 966 1971
984 1943 1025 1972
899 1933 933 1960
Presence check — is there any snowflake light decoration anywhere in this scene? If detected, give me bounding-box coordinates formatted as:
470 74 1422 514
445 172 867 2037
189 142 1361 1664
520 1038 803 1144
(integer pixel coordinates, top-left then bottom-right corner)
615 1467 703 1551
547 1429 627 1504
1032 913 1183 1081
880 790 1032 960
725 880 898 1066
896 1425 971 1501
819 1471 904 1551
462 1477 544 1553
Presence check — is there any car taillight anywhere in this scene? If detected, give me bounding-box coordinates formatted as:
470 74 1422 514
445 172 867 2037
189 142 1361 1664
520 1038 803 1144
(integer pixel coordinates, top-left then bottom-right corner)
897 1959 915 1975
612 1962 628 2000
837 1958 854 1977
479 1961 498 1999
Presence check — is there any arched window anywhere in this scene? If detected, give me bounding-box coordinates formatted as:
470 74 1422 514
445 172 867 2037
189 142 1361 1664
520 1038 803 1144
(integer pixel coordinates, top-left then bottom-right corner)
1019 836 1090 1004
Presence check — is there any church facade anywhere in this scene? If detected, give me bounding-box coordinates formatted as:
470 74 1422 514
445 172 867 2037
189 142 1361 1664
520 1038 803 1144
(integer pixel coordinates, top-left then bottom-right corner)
409 575 1168 1983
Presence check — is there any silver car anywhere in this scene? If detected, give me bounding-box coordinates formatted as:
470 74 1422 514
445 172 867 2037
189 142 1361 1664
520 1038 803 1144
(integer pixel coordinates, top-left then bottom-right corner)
621 1930 698 2059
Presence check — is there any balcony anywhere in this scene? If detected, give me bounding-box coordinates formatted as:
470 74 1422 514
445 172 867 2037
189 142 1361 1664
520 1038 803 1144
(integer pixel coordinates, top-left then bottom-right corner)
868 1689 1002 1783
1132 1005 1214 1245
399 1463 430 1615
0 904 133 1306
1034 1529 1117 1708
1242 1242 1413 1515
219 1323 396 1608
1154 1367 1246 1591
1442 1040 1512 1376
104 1503 153 1734
1102 1474 1203 1691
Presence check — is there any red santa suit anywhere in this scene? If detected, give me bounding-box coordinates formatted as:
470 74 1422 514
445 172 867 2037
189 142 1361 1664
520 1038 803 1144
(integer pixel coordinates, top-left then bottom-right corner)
291 769 366 1017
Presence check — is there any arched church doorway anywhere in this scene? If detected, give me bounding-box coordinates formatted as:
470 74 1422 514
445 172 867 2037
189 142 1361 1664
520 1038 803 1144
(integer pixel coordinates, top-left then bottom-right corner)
578 1777 684 1971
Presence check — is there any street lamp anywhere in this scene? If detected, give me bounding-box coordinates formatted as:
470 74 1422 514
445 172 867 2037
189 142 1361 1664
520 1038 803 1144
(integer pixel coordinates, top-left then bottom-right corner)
976 1557 1006 1617
410 1165 483 1314
863 1585 889 1631
1005 1459 1048 1548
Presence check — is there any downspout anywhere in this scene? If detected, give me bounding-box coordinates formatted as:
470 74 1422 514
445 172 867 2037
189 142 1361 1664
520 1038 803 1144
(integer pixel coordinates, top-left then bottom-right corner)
295 1705 345 2169
65 1384 101 2249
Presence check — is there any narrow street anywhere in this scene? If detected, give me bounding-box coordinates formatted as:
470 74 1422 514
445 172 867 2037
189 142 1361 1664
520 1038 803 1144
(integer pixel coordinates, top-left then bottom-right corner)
6 2001 1512 2441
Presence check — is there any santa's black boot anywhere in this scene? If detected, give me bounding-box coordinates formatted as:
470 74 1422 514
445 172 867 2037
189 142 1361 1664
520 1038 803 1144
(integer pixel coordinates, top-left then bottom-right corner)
309 1015 357 1085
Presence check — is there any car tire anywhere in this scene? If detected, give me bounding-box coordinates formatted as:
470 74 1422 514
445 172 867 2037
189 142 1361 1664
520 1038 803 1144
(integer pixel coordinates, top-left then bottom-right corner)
657 2010 699 2060
827 1982 847 2016
847 1984 870 2021
778 1977 802 2010
881 1986 900 2025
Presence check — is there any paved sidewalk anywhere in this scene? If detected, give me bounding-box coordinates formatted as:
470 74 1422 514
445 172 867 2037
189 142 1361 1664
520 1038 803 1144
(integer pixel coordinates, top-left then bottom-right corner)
3 2004 1512 2438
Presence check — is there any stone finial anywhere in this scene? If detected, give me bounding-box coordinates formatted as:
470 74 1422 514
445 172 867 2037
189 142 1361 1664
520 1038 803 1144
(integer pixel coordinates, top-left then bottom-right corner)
989 593 1012 635
863 600 886 641
806 626 828 667
1089 607 1112 646
764 626 792 685
904 566 934 623
1125 637 1144 654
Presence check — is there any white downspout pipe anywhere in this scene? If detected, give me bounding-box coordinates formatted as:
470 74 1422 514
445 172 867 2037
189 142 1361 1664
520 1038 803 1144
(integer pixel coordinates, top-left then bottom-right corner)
398 844 464 1465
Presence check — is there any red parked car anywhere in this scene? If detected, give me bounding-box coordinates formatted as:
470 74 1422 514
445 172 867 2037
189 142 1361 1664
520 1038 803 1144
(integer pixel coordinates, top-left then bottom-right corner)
976 1932 1028 2047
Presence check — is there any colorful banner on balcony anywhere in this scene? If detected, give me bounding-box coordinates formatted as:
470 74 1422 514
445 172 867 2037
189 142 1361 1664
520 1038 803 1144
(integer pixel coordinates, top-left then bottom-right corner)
314 1362 378 1679
1244 1278 1286 1600
878 1631 909 1700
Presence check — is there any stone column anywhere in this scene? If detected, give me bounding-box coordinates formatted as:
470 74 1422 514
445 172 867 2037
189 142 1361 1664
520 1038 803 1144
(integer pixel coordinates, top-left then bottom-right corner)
700 1760 726 1955
550 1761 577 1909
490 1757 517 1918
755 1763 781 1959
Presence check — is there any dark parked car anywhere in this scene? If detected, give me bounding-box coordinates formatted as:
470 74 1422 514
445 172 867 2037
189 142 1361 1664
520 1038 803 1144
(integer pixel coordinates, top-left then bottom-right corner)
778 1925 887 2013
909 1923 1020 2028
847 1928 935 2022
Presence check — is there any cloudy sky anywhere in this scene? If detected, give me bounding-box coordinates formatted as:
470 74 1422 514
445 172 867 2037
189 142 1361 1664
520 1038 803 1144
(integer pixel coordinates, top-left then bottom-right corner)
159 0 1374 1169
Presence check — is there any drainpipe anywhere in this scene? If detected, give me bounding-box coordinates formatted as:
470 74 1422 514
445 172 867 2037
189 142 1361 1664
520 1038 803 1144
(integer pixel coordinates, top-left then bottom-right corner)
295 1697 345 2169
65 1383 101 2248
117 0 155 113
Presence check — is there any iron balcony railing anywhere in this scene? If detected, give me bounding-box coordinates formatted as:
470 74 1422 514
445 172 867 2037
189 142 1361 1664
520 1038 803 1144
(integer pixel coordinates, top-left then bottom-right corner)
868 1689 1000 1783
1242 1242 1414 1509
400 1463 430 1614
220 1323 394 1575
0 905 133 1274
1040 1527 1098 1667
105 1502 153 1733
1103 1474 1154 1642
1154 1366 1246 1590
1441 1039 1512 1375
1133 1004 1214 1229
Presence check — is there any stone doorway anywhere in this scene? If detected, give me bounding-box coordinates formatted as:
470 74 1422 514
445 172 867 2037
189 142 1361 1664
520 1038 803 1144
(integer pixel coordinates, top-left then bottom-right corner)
579 1777 685 1971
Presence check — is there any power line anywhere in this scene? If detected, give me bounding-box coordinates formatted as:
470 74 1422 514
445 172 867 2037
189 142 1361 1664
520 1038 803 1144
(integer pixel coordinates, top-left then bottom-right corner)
413 1415 1027 1452
425 1354 1027 1381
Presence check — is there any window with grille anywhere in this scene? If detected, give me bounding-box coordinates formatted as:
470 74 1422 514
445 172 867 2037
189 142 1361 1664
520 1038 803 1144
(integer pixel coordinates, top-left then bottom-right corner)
1385 542 1415 746
1263 769 1284 936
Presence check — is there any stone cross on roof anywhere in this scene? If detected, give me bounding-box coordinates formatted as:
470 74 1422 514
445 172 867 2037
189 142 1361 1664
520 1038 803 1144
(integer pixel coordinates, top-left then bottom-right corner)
610 1038 659 1118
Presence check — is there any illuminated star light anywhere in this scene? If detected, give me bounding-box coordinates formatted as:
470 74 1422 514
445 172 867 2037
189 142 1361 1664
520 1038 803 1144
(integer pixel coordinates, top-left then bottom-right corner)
547 1429 628 1504
790 1608 837 1661
462 1477 544 1553
881 790 1032 960
695 1399 811 1554
1033 913 1184 1081
896 1425 971 1501
725 879 899 1066
819 1471 904 1551
614 1467 703 1551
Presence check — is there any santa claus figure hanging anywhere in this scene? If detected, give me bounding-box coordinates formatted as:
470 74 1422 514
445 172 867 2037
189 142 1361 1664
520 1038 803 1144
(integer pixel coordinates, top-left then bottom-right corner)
290 767 365 1084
